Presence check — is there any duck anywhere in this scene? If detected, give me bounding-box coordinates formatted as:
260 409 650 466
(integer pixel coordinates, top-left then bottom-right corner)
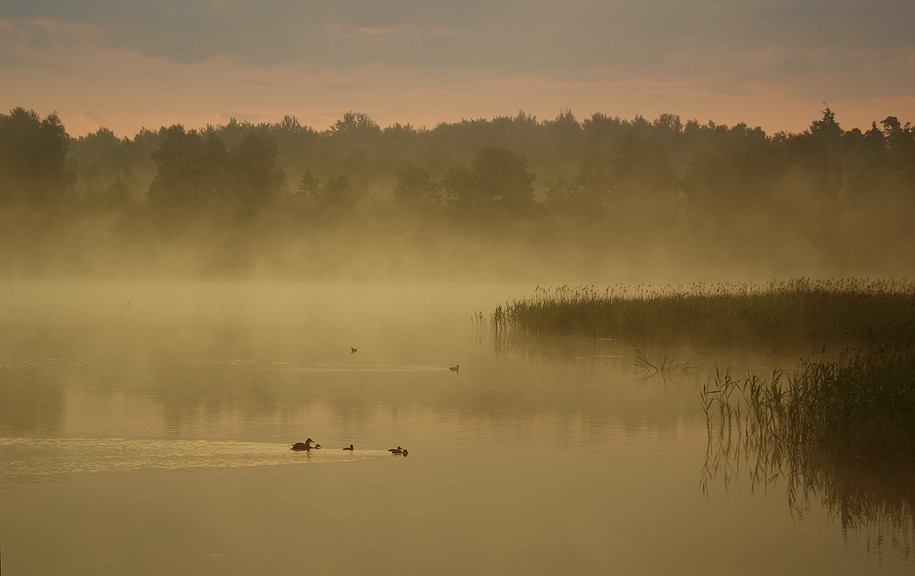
449 364 460 372
351 347 358 353
388 446 403 454
401 448 409 457
343 444 354 451
291 438 316 451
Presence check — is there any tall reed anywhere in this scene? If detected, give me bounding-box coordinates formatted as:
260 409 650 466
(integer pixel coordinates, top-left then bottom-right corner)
701 347 915 553
494 279 915 347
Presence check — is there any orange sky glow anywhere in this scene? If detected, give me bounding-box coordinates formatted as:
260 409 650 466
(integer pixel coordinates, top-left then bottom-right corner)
2 2 913 137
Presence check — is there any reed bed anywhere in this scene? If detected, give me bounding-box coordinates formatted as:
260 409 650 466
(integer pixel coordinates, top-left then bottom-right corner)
702 347 915 466
701 347 915 552
493 278 915 347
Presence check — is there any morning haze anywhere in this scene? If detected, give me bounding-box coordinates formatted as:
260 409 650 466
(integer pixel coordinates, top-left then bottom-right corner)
2 2 914 575
3 108 912 576
2 1 914 136
1 107 914 283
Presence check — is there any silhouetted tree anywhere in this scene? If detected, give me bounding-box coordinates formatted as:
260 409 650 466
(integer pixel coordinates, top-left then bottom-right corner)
226 133 285 212
298 171 368 217
544 110 581 139
811 107 841 142
880 116 902 140
543 174 603 216
878 117 915 190
297 168 320 197
654 113 683 136
68 127 143 209
613 134 676 204
780 132 834 197
393 164 442 213
323 174 366 211
6 104 915 281
443 146 535 217
559 158 614 214
537 110 584 180
147 125 229 211
0 107 71 205
329 112 380 137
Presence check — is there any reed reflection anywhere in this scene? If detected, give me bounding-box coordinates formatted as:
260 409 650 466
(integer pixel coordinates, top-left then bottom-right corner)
701 348 915 555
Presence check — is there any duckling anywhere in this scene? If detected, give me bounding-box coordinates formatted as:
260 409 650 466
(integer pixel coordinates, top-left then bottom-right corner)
401 448 409 457
351 347 358 353
291 438 316 451
449 364 460 372
388 446 403 454
343 444 354 451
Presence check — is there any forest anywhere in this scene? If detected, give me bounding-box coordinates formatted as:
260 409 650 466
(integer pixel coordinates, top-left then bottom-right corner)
1 106 913 281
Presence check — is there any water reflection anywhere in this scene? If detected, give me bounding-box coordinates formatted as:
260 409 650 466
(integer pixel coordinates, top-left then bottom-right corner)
702 377 915 558
0 348 703 444
3 280 913 575
0 437 387 479
0 366 65 434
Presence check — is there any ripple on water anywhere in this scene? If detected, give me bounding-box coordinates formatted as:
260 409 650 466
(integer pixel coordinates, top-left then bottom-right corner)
0 437 387 478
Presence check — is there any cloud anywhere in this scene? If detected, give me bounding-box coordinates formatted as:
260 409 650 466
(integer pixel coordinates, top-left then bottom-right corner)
3 0 912 74
2 0 913 137
0 17 100 68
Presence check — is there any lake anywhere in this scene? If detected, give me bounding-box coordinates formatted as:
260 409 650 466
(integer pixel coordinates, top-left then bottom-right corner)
1 280 911 575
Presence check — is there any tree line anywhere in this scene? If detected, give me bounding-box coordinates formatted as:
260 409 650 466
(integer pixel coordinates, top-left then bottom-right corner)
2 106 913 221
1 105 913 278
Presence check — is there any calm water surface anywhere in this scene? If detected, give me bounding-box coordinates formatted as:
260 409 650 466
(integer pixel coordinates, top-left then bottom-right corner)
0 281 911 575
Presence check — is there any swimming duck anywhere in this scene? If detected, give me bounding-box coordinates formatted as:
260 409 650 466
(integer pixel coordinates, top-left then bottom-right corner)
343 444 354 451
401 448 409 457
291 438 316 451
388 446 403 454
351 347 358 353
449 364 460 372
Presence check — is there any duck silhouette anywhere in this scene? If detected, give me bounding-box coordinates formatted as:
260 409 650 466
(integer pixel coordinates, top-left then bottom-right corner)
388 446 403 454
291 438 316 451
449 364 460 372
343 444 354 451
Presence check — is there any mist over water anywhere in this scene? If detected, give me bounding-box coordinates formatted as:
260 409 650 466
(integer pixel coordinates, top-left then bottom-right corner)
2 107 914 574
2 107 915 284
1 279 912 576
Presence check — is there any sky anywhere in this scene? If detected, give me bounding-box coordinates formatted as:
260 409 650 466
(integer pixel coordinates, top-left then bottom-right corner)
2 0 913 138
